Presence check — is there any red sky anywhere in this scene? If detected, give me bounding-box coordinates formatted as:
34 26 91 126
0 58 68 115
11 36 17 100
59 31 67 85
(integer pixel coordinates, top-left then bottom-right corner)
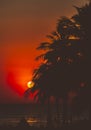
0 0 87 103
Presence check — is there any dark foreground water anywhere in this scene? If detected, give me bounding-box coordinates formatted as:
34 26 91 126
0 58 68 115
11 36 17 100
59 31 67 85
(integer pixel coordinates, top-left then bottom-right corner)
0 104 89 129
0 115 47 127
0 104 48 127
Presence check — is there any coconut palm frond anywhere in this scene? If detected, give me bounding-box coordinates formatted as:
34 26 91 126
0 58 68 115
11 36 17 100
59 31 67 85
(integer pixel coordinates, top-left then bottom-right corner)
24 88 32 98
37 42 50 50
35 54 45 61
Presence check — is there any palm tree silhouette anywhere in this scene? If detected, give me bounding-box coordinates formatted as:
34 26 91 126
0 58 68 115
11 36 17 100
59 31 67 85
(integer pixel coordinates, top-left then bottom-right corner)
71 1 91 123
24 2 91 127
24 16 82 127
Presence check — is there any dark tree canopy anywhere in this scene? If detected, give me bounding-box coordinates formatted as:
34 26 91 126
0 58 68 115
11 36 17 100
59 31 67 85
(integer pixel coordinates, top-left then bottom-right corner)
24 1 91 126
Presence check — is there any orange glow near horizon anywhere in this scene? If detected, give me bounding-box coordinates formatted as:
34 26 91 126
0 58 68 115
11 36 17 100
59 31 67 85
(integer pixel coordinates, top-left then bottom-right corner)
3 41 40 96
7 70 33 96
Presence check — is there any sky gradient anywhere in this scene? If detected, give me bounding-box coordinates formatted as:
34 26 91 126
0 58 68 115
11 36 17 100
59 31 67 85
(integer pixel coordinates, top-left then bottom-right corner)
0 0 87 103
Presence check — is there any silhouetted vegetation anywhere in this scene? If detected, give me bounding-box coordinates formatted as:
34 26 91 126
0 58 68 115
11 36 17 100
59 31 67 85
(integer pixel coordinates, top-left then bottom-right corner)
24 1 91 129
71 1 91 122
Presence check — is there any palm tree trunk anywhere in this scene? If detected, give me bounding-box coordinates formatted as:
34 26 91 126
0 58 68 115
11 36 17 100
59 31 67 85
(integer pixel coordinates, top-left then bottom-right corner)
46 97 52 127
62 96 67 125
88 83 91 125
69 103 73 124
89 100 91 124
56 97 60 128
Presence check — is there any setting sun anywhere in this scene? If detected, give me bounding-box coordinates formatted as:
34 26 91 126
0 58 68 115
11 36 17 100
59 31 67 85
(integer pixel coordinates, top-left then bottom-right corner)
27 81 34 88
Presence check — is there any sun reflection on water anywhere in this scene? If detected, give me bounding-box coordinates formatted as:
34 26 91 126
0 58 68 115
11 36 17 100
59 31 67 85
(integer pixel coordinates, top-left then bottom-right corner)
27 118 38 123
